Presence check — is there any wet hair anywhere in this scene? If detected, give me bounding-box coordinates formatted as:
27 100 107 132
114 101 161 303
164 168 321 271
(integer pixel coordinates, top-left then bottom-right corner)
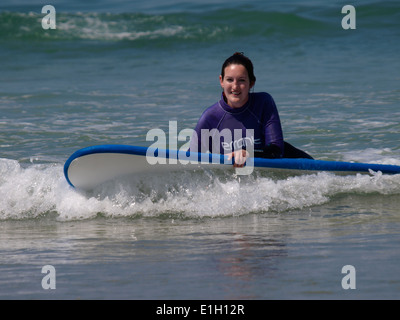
221 52 256 85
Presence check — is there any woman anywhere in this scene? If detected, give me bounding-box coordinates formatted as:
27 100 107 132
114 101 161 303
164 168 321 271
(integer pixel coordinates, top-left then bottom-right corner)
189 52 313 167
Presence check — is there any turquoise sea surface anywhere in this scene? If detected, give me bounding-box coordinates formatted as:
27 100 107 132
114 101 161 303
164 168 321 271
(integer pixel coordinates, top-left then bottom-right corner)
1 0 400 299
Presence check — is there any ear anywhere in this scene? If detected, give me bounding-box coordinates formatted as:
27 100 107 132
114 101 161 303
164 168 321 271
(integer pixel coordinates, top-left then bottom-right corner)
250 80 255 89
219 75 223 88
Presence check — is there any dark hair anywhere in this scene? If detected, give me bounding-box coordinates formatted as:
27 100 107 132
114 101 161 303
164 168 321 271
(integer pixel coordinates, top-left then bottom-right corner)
221 52 256 85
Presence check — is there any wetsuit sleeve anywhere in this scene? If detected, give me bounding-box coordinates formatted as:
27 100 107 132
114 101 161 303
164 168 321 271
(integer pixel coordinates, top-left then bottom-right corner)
262 94 284 157
189 119 203 153
189 111 212 154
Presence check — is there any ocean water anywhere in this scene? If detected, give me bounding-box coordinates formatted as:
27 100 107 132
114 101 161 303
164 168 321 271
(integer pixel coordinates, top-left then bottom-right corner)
1 0 400 300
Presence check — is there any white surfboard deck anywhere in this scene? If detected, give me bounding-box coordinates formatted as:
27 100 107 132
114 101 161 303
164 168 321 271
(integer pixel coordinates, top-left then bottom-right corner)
64 144 400 190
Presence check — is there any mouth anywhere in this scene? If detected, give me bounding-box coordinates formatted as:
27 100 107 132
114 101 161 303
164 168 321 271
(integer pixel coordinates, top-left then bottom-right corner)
231 91 241 97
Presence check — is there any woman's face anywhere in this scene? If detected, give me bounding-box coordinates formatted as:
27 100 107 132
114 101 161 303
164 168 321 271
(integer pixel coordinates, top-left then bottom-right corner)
219 64 254 109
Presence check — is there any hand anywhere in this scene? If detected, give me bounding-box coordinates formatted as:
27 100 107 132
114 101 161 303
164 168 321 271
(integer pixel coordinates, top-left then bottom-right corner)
227 149 249 168
262 144 282 159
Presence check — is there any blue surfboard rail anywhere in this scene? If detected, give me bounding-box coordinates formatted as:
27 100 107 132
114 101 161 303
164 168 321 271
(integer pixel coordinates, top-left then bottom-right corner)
63 144 228 172
64 144 400 187
253 157 400 174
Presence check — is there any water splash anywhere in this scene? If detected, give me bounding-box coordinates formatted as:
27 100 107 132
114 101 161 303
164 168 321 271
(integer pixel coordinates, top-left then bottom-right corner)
1 157 400 221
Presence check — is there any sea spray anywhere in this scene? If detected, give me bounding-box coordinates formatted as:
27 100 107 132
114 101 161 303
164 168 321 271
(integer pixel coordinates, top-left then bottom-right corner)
2 158 400 221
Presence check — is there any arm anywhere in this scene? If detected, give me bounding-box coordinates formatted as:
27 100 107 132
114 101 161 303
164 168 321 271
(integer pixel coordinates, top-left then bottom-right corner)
188 108 214 154
261 94 284 158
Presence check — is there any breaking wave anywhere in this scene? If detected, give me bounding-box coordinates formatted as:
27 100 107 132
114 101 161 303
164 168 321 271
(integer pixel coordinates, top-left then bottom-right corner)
2 2 399 45
1 157 400 221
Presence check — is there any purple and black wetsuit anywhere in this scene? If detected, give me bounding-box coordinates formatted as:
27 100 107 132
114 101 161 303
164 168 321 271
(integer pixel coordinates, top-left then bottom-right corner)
189 92 313 159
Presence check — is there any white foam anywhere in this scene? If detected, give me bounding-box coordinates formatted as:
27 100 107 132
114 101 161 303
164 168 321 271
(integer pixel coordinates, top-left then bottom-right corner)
55 12 186 41
341 148 400 166
1 157 400 221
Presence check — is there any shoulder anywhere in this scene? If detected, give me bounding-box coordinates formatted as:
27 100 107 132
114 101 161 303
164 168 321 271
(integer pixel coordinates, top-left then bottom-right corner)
201 101 221 115
195 101 225 129
251 92 275 104
249 92 278 112
201 101 224 120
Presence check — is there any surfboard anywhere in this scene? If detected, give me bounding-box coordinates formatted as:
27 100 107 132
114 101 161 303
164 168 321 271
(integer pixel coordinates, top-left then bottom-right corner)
64 144 400 190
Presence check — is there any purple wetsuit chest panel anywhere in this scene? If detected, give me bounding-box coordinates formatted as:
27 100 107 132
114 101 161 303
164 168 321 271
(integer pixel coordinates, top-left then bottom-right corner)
190 92 284 155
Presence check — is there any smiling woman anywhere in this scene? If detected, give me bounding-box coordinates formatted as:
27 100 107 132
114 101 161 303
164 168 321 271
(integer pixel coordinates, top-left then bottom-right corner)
189 52 313 165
